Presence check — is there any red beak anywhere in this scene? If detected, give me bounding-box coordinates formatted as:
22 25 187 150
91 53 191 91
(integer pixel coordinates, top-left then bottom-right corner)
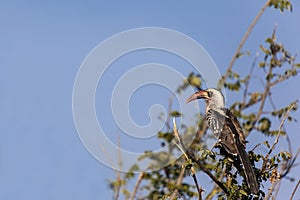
186 90 209 103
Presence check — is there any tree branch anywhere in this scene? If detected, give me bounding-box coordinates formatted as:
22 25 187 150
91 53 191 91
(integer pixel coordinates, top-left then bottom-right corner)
241 51 259 110
114 136 123 200
280 148 300 179
289 179 300 200
219 0 271 88
263 104 296 200
262 102 296 173
270 70 300 87
130 172 145 200
173 118 229 195
191 167 204 200
169 167 185 200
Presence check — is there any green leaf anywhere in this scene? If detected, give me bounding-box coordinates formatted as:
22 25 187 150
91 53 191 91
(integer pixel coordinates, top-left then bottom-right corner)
240 189 248 196
264 141 270 148
170 111 182 117
280 151 292 160
224 81 240 91
268 130 286 136
260 44 270 55
270 0 293 12
122 189 131 199
265 37 273 44
259 62 266 68
258 117 271 134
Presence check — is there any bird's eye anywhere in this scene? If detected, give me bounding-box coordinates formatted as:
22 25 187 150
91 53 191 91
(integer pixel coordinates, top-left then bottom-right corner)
207 91 212 97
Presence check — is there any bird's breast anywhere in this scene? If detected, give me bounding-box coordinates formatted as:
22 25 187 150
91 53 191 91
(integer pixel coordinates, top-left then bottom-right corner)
206 110 224 138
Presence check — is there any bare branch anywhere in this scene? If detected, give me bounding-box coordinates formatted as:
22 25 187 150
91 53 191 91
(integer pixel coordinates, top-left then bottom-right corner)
169 168 185 200
280 148 300 179
245 30 279 136
241 51 259 110
289 179 300 200
219 0 271 88
205 172 224 200
270 70 300 87
267 93 293 154
165 95 175 132
273 176 282 200
114 136 123 200
253 65 272 124
262 102 296 173
263 104 296 200
173 118 188 152
191 170 204 200
130 172 145 200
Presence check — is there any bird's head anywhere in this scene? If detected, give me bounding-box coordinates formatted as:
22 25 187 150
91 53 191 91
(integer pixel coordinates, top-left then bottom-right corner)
186 88 225 109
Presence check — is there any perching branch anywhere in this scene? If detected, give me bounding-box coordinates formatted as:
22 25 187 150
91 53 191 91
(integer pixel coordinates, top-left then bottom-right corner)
172 118 203 200
172 118 229 196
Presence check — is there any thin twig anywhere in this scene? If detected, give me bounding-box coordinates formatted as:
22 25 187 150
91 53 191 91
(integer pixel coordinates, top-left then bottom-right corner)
270 53 298 87
240 28 278 138
172 141 204 199
267 94 293 154
166 95 175 132
263 104 296 200
219 0 271 88
265 181 279 200
246 27 277 136
280 148 300 179
114 136 123 200
289 179 300 200
241 51 259 109
273 165 283 200
169 167 185 200
191 169 203 200
250 143 261 152
173 118 188 151
114 174 121 200
270 70 300 87
173 119 203 200
130 172 145 200
99 133 126 200
254 63 272 123
262 103 296 173
205 184 222 200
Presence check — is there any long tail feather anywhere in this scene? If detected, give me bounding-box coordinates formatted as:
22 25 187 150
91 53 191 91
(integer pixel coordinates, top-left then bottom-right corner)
235 139 259 194
225 114 259 194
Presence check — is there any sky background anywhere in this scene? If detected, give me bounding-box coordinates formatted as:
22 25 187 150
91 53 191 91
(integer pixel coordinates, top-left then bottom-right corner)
1 1 300 199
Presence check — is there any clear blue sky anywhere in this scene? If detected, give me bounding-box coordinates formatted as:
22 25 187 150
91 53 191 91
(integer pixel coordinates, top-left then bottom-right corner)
1 1 299 199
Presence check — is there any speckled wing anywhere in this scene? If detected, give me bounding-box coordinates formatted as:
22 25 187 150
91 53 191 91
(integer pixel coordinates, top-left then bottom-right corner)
222 108 259 195
206 109 225 138
222 108 246 146
207 108 239 154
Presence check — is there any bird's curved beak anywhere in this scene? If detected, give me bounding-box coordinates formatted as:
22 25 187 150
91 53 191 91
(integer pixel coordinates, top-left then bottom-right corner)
186 90 209 103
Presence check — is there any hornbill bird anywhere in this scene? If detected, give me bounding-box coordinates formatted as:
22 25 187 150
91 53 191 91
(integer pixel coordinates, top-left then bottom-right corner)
186 88 259 195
